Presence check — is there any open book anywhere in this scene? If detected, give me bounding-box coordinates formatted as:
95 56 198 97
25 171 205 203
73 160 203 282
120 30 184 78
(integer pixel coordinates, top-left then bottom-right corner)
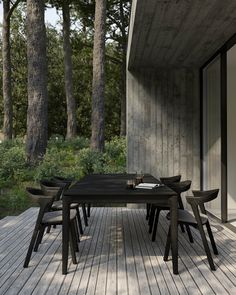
135 183 161 189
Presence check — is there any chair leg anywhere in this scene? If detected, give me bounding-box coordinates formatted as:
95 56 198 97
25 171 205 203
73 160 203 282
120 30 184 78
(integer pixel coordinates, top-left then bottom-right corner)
82 204 88 226
87 203 91 217
152 208 161 242
34 225 46 252
69 226 77 264
192 207 216 270
164 226 171 261
148 206 156 233
178 197 185 233
73 218 80 246
185 224 194 243
178 195 184 209
46 225 51 233
146 203 151 220
74 218 80 243
70 221 79 252
76 207 83 235
180 223 185 233
23 226 40 267
205 221 218 255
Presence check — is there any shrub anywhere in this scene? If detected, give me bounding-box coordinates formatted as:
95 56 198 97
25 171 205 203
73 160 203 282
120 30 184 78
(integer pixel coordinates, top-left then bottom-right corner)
34 147 76 181
76 148 105 175
47 135 89 151
0 146 28 186
0 186 32 217
0 136 127 217
103 137 126 173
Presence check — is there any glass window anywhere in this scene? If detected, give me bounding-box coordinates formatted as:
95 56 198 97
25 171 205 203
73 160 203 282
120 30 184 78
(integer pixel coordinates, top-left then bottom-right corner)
203 56 221 218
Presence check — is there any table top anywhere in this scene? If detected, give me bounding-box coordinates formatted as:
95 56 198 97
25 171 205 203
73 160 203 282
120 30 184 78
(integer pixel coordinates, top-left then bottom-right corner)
63 174 177 203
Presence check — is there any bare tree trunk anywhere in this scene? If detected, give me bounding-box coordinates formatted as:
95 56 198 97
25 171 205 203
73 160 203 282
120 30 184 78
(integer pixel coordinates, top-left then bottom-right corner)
91 0 106 152
120 51 126 136
2 0 13 140
119 0 127 136
26 0 48 164
62 1 77 139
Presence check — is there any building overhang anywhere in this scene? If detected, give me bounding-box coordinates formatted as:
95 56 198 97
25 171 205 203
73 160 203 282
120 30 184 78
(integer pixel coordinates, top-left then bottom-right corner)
127 0 236 69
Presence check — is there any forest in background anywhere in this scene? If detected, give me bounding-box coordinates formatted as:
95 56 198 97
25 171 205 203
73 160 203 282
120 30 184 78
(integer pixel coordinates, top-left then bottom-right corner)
0 0 130 217
0 0 130 140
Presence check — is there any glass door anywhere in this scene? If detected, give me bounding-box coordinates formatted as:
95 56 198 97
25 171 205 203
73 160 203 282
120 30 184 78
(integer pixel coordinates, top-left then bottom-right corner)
202 56 221 219
227 45 236 223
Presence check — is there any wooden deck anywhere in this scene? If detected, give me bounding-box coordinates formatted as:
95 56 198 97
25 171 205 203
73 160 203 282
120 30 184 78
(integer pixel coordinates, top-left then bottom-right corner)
1 207 236 295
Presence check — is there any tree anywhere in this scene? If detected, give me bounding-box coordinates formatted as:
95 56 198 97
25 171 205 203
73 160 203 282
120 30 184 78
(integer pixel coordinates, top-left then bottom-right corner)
2 0 22 139
62 0 77 138
91 0 106 152
26 0 48 164
48 0 77 139
106 0 131 136
73 0 131 137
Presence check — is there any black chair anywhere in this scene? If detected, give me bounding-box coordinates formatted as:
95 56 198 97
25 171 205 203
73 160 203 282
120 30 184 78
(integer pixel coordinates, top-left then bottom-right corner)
151 180 193 243
23 188 78 268
40 179 84 235
164 189 219 271
53 176 89 226
147 175 181 234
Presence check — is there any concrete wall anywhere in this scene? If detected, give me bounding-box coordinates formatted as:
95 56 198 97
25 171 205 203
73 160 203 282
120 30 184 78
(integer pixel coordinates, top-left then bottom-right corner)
127 68 200 190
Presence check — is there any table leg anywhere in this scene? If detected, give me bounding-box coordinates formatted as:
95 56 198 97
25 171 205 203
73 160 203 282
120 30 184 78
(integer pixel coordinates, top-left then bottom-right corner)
169 195 178 274
62 197 70 274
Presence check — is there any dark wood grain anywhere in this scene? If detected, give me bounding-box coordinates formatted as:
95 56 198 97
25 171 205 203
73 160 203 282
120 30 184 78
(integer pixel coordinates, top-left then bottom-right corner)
62 173 178 275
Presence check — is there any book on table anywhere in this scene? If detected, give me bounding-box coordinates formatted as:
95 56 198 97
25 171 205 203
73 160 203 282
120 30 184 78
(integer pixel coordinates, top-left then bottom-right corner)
135 183 160 189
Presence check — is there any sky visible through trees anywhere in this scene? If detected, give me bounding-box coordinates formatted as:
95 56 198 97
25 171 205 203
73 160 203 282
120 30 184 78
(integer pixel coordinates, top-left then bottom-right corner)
0 3 59 26
0 0 131 162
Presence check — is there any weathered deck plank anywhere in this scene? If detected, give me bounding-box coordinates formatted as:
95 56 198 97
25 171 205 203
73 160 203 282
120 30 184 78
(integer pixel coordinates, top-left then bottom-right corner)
1 207 236 295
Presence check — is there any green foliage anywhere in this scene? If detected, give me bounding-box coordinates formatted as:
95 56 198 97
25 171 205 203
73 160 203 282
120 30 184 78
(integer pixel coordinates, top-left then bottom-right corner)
47 135 89 150
0 144 28 186
76 148 104 175
0 4 129 139
103 136 126 173
0 187 31 212
0 136 126 218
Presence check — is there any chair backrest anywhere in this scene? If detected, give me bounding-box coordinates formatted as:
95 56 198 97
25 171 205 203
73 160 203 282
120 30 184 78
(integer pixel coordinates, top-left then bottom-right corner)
26 187 54 216
40 180 64 201
26 187 57 226
190 189 219 214
53 176 74 185
160 175 181 185
166 180 191 194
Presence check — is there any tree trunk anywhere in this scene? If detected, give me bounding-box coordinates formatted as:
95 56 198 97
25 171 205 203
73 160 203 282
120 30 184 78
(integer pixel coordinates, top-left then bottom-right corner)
2 0 13 140
91 0 106 152
119 0 127 136
120 51 126 136
26 0 48 164
62 1 77 139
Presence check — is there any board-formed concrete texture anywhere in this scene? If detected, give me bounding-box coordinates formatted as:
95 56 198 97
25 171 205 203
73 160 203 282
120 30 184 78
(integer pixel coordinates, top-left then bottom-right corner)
128 0 236 69
126 0 236 189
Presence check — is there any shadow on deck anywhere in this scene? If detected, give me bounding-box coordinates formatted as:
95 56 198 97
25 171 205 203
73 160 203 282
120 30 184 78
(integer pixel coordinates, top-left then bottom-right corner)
0 207 236 294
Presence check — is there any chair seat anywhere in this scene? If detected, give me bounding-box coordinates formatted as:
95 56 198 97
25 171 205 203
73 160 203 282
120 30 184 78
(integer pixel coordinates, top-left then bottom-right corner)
166 209 208 225
52 200 79 210
42 210 77 225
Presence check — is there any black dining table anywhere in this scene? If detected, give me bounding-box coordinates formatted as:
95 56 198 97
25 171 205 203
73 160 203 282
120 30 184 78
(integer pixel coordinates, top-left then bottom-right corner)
62 173 179 275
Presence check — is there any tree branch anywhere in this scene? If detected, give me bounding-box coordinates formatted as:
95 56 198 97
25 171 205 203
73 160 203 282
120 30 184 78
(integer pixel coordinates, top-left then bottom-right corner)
80 40 122 64
6 0 22 21
107 13 123 32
